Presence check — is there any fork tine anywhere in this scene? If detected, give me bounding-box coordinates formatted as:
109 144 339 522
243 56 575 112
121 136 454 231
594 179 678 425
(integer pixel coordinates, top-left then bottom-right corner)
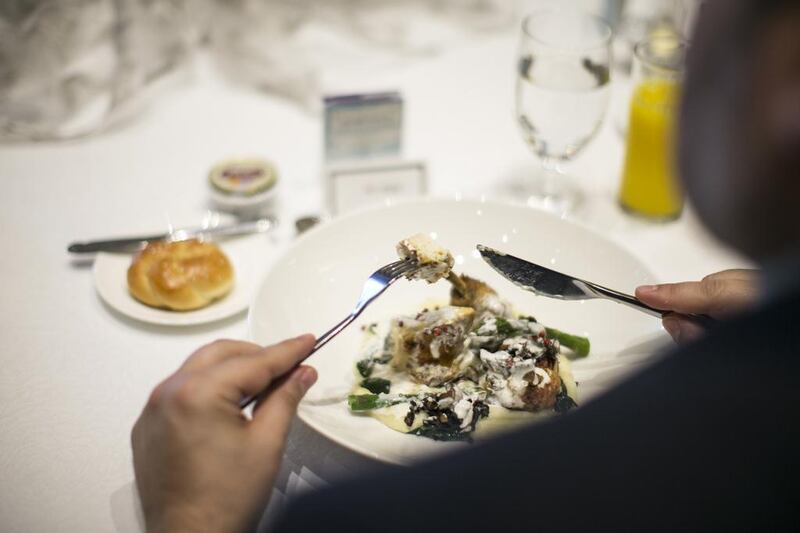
394 260 419 277
381 259 405 272
386 260 419 279
379 259 413 276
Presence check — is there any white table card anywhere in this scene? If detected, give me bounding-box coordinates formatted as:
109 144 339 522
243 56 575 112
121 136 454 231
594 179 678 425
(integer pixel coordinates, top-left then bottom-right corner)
326 159 427 215
323 92 403 161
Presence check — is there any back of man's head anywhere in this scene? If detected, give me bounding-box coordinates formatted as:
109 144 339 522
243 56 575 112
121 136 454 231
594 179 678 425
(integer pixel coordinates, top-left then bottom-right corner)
680 0 800 262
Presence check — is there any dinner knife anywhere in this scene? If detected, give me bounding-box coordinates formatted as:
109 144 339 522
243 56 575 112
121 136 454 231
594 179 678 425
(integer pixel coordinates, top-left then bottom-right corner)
477 244 714 327
67 217 277 254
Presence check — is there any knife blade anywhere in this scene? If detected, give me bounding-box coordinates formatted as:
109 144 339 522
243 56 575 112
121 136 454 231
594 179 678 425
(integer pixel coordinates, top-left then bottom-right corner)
477 244 714 326
67 217 277 254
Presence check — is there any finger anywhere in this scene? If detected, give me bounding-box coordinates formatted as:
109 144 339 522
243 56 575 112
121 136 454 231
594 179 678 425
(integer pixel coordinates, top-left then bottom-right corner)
635 278 755 317
179 339 262 373
210 334 316 400
251 365 318 447
704 269 758 282
662 315 706 345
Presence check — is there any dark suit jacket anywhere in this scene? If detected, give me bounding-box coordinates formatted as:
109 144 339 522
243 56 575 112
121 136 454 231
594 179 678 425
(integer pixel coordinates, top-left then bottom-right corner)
276 291 800 532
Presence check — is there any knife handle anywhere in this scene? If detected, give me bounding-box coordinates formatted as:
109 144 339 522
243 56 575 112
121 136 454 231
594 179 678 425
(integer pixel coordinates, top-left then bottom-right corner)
661 311 716 328
590 284 716 328
67 238 150 254
67 217 278 254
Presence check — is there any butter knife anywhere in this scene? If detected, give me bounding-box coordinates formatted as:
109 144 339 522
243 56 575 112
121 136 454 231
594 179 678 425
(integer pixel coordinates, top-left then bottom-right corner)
67 217 277 254
477 244 714 327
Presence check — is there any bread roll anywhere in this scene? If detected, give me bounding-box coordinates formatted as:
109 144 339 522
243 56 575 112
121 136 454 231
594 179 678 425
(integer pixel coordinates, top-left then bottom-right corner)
127 239 234 311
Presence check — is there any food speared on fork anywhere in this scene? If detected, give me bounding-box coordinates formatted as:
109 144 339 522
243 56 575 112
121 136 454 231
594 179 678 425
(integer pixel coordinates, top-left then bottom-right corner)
396 233 454 284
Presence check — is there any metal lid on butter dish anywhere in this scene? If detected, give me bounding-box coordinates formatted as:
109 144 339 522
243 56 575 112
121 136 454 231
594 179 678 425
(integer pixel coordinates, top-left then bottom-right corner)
209 158 278 197
208 157 279 216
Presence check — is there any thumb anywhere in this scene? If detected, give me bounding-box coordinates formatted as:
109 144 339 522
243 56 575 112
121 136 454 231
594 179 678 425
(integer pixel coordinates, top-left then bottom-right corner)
662 314 706 345
210 334 315 401
250 365 318 446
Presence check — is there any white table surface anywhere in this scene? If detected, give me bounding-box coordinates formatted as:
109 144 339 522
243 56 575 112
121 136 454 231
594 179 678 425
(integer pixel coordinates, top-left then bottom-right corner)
0 24 748 533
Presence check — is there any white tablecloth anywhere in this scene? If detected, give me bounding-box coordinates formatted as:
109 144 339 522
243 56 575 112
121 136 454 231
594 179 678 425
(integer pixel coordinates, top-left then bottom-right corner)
0 26 747 533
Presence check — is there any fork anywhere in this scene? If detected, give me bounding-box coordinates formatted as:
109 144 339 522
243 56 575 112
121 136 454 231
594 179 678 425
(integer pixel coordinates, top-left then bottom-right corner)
239 258 419 410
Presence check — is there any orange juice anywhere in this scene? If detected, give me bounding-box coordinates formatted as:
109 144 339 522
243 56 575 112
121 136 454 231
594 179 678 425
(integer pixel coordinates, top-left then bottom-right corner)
619 79 683 219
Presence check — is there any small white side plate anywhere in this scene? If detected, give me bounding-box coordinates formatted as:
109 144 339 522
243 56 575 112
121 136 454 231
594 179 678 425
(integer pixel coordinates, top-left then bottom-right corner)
94 234 272 326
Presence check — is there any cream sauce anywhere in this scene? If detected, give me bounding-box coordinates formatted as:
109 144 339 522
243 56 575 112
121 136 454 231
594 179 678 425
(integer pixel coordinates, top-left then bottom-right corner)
351 321 579 438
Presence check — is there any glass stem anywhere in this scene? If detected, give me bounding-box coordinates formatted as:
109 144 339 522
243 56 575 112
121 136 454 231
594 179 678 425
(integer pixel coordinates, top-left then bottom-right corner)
540 156 561 196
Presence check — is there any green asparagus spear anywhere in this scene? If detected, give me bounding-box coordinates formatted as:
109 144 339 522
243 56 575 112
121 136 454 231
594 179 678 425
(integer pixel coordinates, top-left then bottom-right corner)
347 394 415 411
348 394 384 411
546 327 591 358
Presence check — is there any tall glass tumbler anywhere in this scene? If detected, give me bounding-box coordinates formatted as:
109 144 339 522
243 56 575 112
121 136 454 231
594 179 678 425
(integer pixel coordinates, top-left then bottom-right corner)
618 35 687 220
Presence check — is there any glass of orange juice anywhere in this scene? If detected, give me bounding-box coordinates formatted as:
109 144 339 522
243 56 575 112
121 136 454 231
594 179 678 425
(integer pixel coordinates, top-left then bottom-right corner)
619 35 687 220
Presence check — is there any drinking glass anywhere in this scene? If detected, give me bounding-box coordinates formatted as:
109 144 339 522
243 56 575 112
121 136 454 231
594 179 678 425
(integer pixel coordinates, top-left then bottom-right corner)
618 34 687 220
515 11 613 213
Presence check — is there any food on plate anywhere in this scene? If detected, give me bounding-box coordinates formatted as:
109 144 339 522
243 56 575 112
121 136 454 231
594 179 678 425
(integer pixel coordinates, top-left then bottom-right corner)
347 236 589 442
390 306 475 387
396 233 454 283
127 239 234 311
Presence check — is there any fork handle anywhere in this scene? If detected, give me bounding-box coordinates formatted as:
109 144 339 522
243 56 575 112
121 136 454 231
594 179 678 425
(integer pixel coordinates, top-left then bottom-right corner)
238 261 413 411
238 314 357 410
311 313 358 356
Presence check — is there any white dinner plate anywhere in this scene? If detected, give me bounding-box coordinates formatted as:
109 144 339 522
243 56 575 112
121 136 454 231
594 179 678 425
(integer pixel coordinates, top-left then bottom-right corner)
249 199 667 465
94 233 273 326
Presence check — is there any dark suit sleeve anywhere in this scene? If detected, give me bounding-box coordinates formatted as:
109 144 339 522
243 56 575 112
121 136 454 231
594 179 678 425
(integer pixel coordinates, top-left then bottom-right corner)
274 298 800 532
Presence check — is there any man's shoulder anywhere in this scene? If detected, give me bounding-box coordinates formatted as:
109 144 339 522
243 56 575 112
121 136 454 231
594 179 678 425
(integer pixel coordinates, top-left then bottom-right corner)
275 293 800 532
678 289 800 361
